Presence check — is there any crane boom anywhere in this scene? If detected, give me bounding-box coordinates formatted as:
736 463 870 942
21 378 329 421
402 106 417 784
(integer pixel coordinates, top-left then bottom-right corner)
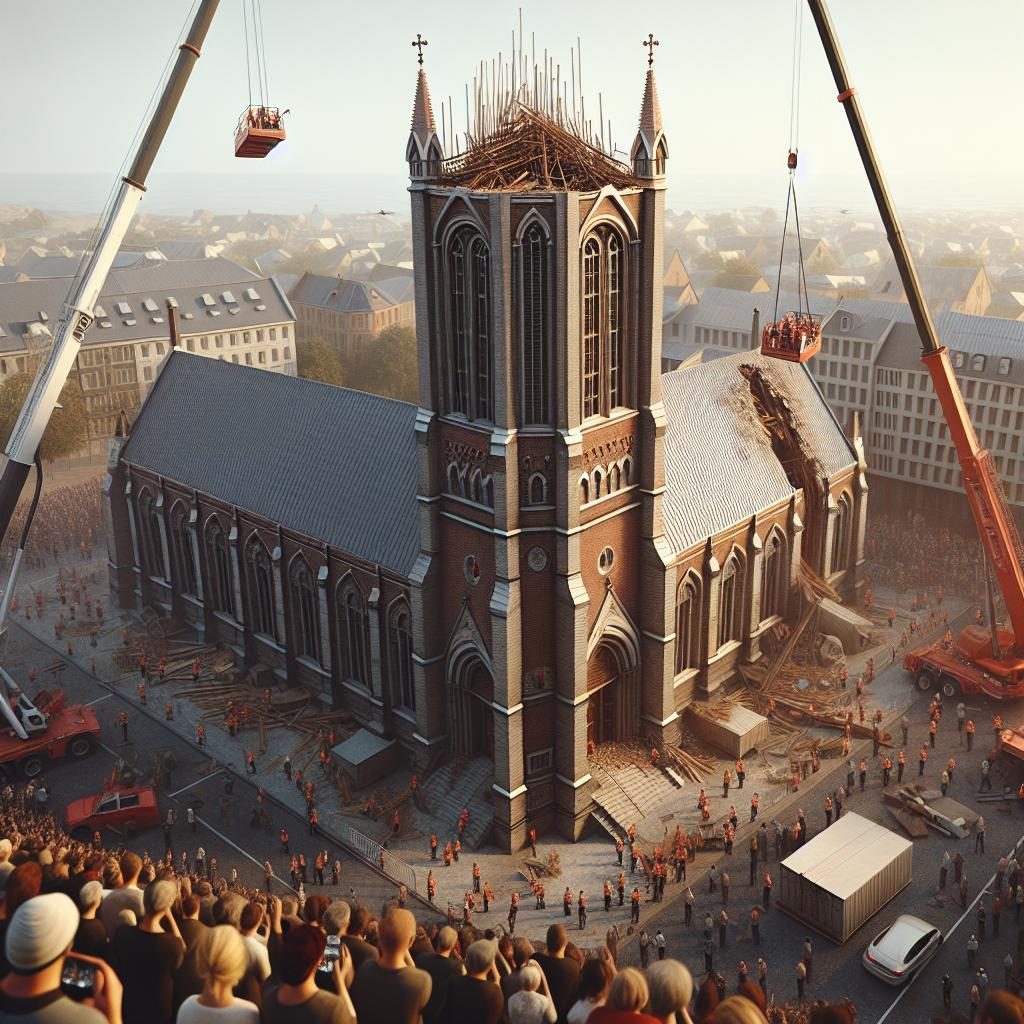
806 0 1024 653
0 0 221 548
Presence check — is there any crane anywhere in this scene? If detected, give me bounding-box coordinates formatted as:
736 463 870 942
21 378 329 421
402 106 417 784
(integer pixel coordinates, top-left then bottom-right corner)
806 0 1024 700
0 1 221 767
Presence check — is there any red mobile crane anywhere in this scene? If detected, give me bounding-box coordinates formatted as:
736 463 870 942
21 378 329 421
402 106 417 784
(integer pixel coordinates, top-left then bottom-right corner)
799 1 1024 702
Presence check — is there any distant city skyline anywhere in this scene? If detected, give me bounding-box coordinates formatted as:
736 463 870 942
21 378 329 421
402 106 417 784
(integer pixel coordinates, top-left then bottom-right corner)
6 1 1024 216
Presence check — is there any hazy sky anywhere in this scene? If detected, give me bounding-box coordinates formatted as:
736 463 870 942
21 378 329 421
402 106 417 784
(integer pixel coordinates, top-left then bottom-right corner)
6 1 1023 214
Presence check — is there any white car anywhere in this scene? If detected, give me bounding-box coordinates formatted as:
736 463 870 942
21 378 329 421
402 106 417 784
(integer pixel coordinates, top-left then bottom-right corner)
862 914 943 985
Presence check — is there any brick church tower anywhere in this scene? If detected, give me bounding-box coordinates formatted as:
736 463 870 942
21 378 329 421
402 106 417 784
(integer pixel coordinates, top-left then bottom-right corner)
405 46 676 850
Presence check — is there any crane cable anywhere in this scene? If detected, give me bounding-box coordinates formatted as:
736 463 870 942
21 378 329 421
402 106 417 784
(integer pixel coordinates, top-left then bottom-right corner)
773 0 812 325
242 0 252 108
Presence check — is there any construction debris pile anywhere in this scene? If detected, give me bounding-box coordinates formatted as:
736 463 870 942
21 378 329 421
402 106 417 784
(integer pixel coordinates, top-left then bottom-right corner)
882 781 977 840
590 737 715 785
114 616 356 780
437 105 641 192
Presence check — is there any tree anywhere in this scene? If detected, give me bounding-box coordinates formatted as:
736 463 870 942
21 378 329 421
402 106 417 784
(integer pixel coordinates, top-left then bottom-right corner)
342 325 418 403
0 373 88 462
713 258 763 282
296 336 345 387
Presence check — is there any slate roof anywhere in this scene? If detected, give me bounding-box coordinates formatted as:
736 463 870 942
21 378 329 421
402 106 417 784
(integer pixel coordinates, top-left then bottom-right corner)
121 352 420 576
0 266 293 352
289 272 409 313
661 351 856 555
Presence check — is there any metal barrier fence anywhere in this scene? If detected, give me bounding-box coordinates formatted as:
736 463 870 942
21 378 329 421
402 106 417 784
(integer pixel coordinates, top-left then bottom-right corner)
341 823 418 895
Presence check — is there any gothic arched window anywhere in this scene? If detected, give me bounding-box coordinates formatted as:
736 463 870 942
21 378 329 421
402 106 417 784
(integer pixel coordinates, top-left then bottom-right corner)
448 228 492 422
761 532 786 620
289 556 321 664
520 222 550 424
388 600 415 710
336 577 369 687
831 494 852 573
718 551 745 647
205 516 234 616
245 536 276 639
675 573 702 674
581 225 627 419
169 501 197 596
137 488 166 579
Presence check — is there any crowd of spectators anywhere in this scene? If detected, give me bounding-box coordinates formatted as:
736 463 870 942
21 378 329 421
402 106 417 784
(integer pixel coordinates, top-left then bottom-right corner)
0 480 102 574
0 803 1021 1024
865 511 984 597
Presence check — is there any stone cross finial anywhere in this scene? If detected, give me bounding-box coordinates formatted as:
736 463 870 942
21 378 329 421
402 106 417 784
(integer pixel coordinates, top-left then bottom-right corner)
411 33 429 66
643 33 659 66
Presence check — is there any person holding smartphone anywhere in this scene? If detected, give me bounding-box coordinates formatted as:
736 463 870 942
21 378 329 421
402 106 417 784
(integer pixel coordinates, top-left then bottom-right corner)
0 892 123 1023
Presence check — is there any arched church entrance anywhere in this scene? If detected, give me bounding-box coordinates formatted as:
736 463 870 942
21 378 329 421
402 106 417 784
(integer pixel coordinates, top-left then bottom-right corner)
586 638 640 750
449 651 495 759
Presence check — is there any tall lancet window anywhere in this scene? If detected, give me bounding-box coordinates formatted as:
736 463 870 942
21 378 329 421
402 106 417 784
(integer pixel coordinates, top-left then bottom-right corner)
581 225 627 419
520 222 551 425
448 228 492 422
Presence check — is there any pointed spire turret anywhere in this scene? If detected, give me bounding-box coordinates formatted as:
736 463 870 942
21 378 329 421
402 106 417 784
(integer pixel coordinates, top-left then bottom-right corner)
631 35 668 180
407 36 443 180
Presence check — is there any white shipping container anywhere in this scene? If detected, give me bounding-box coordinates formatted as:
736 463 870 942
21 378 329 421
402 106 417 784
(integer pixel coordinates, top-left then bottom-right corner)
778 812 912 943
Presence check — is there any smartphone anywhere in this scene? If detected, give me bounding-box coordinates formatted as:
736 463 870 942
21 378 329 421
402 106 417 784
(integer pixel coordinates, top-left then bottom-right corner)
61 957 96 1000
318 935 341 973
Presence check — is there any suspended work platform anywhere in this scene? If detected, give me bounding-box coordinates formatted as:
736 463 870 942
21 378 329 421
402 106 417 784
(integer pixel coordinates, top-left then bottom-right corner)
234 106 286 159
760 311 822 363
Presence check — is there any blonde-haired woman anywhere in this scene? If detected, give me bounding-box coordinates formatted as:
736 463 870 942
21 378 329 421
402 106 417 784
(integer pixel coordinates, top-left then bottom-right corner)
588 967 661 1024
176 925 259 1023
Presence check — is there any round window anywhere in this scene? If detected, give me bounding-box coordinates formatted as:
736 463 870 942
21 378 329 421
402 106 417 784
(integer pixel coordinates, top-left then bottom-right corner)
463 555 481 585
598 547 615 575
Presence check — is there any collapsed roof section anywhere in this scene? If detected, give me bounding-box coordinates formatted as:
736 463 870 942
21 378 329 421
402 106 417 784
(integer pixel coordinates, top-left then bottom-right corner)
434 104 643 193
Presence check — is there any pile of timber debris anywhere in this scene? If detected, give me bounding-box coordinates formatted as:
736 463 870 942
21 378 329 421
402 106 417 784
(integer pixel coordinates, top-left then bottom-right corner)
883 781 976 840
588 737 714 785
437 105 641 192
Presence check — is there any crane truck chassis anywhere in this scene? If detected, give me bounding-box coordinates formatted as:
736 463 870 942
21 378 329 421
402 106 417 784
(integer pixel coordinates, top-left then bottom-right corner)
0 688 99 780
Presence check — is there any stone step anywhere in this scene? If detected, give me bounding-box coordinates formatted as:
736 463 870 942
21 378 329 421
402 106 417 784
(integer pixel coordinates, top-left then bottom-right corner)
590 805 621 842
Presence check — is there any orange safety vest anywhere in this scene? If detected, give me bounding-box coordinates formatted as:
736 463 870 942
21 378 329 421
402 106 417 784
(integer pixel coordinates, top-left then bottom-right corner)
898 751 906 764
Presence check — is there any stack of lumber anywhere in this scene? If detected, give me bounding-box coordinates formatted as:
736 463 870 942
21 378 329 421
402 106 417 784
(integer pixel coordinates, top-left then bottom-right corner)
661 743 715 783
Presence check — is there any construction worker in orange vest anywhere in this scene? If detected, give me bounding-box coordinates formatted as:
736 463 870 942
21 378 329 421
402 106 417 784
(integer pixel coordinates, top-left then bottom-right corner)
750 792 759 822
604 879 612 911
897 749 906 783
919 744 928 776
736 759 745 789
824 795 834 827
966 719 975 751
882 755 893 787
994 714 1004 745
616 837 624 865
196 723 205 746
723 768 732 798
762 870 773 910
929 719 938 748
117 710 128 741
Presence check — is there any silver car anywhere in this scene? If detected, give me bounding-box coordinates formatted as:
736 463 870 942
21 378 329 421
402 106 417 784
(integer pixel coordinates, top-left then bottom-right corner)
862 914 943 985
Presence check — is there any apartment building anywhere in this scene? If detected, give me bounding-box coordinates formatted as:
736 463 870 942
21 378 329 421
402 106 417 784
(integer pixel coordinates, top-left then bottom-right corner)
0 258 296 454
289 272 415 357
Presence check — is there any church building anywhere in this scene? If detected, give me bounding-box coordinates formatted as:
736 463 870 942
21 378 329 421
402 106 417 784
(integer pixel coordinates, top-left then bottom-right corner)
104 50 867 852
